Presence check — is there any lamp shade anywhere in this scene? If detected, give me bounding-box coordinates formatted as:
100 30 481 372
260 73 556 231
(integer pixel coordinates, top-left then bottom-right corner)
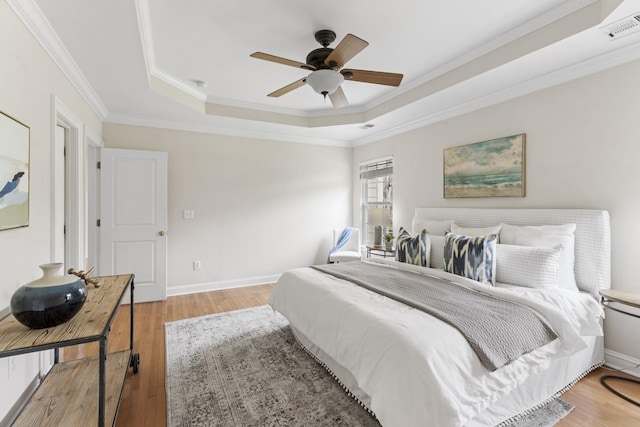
368 207 385 226
306 69 344 96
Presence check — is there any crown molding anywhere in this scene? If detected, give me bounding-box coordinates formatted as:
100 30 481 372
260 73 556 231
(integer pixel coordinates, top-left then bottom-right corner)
15 0 634 149
353 38 640 147
7 0 109 120
104 114 351 148
366 0 599 110
151 69 208 102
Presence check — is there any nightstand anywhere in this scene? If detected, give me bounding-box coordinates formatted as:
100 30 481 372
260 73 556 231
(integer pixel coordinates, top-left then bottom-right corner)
600 289 640 407
366 244 395 258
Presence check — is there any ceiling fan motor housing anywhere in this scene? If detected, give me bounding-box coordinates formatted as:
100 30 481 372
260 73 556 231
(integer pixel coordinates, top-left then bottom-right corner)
306 48 334 69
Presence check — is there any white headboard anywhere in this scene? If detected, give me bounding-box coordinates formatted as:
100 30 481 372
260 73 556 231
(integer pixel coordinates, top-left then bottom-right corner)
413 208 611 298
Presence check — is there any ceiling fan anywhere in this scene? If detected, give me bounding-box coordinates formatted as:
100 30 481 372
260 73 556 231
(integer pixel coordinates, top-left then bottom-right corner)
250 30 403 109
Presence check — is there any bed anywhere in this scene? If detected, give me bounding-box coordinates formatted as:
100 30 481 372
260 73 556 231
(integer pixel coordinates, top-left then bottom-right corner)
269 208 610 426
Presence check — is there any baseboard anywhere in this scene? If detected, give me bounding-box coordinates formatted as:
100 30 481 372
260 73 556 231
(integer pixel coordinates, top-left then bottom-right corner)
604 349 640 378
167 274 281 297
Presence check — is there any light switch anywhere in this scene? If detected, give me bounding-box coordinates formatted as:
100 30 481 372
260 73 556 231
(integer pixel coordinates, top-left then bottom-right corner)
183 209 194 219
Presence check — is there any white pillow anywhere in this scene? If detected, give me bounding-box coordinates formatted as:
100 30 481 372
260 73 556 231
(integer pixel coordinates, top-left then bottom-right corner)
451 223 502 241
496 244 563 289
499 223 578 291
429 235 446 269
411 218 453 236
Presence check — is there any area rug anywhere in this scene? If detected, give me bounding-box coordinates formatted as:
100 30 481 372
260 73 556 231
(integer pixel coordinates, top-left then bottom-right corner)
165 305 574 426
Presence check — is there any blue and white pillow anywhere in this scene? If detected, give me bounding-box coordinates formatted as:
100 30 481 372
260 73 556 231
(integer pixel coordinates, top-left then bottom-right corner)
444 233 497 285
395 227 430 267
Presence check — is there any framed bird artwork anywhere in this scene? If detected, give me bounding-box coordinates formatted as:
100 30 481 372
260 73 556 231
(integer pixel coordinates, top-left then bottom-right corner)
0 111 29 231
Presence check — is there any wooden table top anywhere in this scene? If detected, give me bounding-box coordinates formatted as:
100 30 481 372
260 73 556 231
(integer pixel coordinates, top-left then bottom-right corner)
600 289 640 309
0 274 133 356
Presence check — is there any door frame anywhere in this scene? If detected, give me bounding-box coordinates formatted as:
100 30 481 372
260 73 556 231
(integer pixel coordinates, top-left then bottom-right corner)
51 95 84 270
85 128 103 270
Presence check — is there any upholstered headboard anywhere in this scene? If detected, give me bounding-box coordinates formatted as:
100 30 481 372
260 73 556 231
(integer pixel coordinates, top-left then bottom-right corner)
412 208 611 298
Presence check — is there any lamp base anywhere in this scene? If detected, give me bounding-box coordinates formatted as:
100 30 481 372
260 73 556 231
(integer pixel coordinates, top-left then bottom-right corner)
374 225 382 246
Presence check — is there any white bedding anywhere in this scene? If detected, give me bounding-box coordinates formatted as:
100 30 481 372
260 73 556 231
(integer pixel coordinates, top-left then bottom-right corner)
269 259 603 427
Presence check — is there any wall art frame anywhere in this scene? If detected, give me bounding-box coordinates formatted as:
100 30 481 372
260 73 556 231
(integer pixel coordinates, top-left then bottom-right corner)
0 110 30 230
443 133 525 198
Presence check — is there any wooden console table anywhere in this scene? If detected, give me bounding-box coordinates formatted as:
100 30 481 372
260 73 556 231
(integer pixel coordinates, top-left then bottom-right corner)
0 274 138 426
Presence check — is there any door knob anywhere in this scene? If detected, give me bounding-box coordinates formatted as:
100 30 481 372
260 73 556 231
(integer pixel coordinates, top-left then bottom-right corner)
159 231 166 236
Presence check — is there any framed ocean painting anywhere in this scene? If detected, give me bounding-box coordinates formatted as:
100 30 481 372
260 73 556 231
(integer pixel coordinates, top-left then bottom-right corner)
0 111 30 230
444 134 525 198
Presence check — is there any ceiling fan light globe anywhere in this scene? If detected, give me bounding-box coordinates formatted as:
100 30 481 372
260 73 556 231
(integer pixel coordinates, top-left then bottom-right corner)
306 69 344 96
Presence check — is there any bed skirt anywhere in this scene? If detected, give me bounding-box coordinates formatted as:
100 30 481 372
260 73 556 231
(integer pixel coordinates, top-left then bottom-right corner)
292 324 603 426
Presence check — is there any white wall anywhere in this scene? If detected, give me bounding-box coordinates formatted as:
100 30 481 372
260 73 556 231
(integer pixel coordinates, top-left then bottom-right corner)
353 58 640 363
0 1 102 422
103 123 352 294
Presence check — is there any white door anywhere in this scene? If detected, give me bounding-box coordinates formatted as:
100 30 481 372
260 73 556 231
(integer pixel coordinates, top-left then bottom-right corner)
99 148 168 302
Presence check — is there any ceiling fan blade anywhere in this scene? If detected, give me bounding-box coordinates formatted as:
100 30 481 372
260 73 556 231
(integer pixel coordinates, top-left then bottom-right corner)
341 69 403 87
250 52 315 70
267 78 307 97
324 34 368 68
329 86 349 109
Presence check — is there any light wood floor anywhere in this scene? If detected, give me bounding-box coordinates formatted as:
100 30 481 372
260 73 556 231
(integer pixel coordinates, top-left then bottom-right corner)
65 284 640 426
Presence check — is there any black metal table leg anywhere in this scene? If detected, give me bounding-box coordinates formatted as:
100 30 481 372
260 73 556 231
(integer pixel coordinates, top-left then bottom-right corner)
99 338 106 427
129 278 140 374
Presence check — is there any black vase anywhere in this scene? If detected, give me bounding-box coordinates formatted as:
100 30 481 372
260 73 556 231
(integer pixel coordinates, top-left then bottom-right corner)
10 263 87 329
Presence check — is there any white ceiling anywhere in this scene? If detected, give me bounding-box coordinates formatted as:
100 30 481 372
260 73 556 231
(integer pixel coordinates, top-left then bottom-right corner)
14 0 640 146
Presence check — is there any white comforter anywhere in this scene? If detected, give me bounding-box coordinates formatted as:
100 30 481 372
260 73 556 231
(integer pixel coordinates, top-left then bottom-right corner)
268 259 603 427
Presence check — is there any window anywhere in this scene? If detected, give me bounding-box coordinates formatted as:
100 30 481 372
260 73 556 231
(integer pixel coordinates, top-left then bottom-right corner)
360 158 393 245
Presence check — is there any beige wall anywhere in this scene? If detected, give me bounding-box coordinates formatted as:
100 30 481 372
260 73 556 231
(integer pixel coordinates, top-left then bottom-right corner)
0 1 103 421
353 58 640 361
103 123 353 293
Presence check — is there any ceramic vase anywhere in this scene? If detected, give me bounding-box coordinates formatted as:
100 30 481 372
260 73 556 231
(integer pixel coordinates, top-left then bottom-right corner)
10 263 87 329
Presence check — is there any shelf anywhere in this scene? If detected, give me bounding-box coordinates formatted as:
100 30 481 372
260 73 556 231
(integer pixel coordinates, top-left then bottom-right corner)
12 350 131 427
0 275 133 356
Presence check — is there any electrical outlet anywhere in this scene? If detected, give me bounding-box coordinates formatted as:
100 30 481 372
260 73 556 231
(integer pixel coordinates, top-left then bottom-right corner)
183 209 195 219
193 260 201 270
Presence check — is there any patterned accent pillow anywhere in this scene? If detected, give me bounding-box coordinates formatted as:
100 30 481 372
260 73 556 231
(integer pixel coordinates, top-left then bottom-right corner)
444 233 497 285
395 227 430 267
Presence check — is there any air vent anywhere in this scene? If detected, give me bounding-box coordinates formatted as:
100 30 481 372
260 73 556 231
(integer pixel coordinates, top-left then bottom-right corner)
601 12 640 39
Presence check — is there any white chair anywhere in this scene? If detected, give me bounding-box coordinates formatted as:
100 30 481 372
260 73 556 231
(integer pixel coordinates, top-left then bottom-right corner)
328 228 362 263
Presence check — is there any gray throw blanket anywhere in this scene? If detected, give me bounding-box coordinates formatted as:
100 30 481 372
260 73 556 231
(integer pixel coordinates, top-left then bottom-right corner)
312 262 558 371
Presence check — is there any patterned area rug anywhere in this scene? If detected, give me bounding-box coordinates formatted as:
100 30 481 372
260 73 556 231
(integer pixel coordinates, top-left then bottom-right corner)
165 305 573 426
502 398 574 427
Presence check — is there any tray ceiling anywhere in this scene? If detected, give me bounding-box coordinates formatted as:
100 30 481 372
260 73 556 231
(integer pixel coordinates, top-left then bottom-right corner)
16 0 640 146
